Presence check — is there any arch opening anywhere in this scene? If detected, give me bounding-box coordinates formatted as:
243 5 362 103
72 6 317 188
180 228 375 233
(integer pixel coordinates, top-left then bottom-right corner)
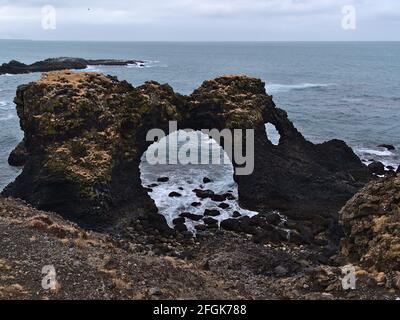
139 130 258 233
265 123 281 146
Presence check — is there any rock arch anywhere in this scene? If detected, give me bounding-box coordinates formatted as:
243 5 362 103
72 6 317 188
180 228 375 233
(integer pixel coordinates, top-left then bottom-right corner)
3 71 369 237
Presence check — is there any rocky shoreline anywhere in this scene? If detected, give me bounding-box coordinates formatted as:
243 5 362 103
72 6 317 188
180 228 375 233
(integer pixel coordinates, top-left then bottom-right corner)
1 70 399 300
0 57 144 75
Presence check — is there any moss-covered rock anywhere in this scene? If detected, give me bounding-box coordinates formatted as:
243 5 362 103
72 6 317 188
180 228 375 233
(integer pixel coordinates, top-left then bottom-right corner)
3 71 368 237
340 175 400 273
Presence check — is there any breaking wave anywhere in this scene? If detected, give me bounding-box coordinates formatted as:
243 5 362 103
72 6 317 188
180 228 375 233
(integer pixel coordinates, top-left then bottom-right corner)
266 83 332 94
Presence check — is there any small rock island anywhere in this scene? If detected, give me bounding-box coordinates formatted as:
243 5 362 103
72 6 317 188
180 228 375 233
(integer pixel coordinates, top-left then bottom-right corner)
0 57 144 75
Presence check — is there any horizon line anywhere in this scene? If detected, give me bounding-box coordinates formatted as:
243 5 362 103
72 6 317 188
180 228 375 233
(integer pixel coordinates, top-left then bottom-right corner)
1 39 400 43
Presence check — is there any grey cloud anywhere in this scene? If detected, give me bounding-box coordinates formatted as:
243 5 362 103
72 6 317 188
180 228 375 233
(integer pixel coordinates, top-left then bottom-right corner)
0 0 399 40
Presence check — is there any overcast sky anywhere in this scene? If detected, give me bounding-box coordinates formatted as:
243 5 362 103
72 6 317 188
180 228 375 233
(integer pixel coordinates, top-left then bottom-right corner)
0 0 399 41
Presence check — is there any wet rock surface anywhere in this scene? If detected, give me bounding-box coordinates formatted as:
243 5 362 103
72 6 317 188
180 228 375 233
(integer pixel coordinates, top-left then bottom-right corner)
377 144 395 151
180 212 203 221
368 161 385 175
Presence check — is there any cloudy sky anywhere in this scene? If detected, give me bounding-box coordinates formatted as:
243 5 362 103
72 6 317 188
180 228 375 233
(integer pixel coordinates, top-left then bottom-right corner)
0 0 399 41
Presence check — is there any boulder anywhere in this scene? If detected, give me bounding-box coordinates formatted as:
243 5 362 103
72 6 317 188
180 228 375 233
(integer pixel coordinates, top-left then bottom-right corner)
339 175 400 273
204 209 220 217
168 192 182 198
174 223 187 233
191 202 201 207
368 161 385 175
180 212 203 221
232 211 241 218
377 144 395 150
210 194 226 202
203 217 218 225
172 217 185 225
218 203 230 209
264 212 283 226
194 224 207 231
203 177 212 184
220 219 242 232
193 189 214 199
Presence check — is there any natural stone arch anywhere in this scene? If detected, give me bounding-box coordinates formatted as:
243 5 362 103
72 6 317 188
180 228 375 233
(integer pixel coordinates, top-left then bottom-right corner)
3 71 369 239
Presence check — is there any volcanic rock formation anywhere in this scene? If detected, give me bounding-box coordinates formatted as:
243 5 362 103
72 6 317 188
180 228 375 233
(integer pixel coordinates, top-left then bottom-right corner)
3 71 369 237
0 57 143 75
339 175 400 273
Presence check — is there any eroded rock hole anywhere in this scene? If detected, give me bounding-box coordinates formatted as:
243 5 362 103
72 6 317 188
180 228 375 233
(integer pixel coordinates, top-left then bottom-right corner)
265 123 281 146
139 130 257 233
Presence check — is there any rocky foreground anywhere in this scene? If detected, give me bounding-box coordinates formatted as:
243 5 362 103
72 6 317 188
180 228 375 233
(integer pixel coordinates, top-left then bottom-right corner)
1 193 399 300
0 57 144 75
1 71 399 299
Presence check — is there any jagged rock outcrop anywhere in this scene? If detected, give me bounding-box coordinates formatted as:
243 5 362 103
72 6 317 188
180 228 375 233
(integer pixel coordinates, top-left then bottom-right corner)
3 71 369 238
0 57 143 75
339 175 400 273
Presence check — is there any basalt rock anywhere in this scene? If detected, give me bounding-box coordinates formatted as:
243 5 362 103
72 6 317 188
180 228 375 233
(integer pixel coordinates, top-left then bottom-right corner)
8 141 29 167
339 175 400 273
378 144 395 151
180 212 203 221
0 57 144 75
232 211 241 218
3 71 369 235
368 161 385 175
218 203 230 209
168 192 182 198
203 217 218 226
204 209 220 217
193 189 214 199
191 202 201 208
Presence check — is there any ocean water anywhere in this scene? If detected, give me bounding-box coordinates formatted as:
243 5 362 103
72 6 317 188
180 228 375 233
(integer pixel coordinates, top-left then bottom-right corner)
139 130 259 232
1 41 399 228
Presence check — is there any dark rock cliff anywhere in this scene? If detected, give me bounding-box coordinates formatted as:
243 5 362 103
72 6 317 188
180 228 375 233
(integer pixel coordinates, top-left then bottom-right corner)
3 71 369 238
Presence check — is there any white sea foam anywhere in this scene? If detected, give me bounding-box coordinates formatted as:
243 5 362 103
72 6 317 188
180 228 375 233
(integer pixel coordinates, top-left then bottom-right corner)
341 98 364 103
0 73 14 77
140 130 258 233
356 148 393 157
0 101 13 111
0 113 16 121
266 83 332 94
84 65 102 72
127 60 168 69
355 147 399 168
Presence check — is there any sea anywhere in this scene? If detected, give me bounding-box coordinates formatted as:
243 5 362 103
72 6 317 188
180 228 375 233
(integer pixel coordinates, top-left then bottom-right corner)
1 41 399 229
